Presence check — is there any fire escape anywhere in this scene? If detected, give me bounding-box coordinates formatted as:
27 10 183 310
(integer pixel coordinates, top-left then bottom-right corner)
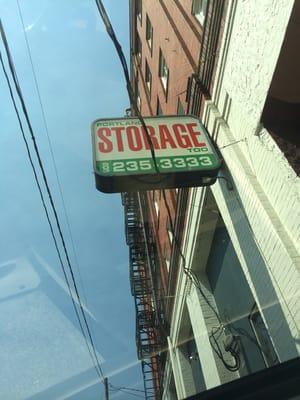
122 192 166 400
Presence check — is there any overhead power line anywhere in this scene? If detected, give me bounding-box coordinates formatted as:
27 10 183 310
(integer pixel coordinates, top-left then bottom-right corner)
16 0 89 311
94 0 242 374
109 386 145 399
0 46 103 382
95 0 160 174
109 383 151 395
0 18 105 385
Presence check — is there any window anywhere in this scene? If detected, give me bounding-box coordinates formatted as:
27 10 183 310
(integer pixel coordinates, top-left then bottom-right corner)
166 218 173 244
146 14 153 51
163 242 171 272
159 49 169 93
154 199 159 217
153 191 160 217
152 190 155 201
168 228 173 244
165 257 170 272
249 304 279 367
192 0 208 25
136 33 142 62
156 98 163 115
177 98 185 115
136 0 142 22
135 72 141 110
137 90 141 110
145 61 152 95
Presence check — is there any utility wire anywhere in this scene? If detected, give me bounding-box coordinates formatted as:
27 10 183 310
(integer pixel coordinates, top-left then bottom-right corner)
109 387 145 399
93 0 240 375
162 189 242 372
16 0 100 376
0 46 103 383
209 327 240 372
94 0 160 174
0 19 104 383
16 0 89 311
109 383 152 395
93 0 271 377
116 389 144 399
94 0 248 383
93 0 219 322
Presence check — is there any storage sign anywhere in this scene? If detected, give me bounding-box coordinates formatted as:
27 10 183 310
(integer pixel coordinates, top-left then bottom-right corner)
92 115 221 193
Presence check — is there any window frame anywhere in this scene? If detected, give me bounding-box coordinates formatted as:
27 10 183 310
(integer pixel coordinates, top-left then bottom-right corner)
249 304 279 367
192 0 208 26
145 60 152 96
136 0 142 23
156 97 163 115
166 218 173 245
154 199 159 217
177 98 186 115
146 14 153 53
134 72 141 111
163 242 171 272
135 32 142 62
158 49 169 96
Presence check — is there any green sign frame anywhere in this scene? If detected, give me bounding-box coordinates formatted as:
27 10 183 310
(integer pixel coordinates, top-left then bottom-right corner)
91 115 221 193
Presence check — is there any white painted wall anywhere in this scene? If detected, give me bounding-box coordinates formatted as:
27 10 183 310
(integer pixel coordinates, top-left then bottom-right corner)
204 0 300 358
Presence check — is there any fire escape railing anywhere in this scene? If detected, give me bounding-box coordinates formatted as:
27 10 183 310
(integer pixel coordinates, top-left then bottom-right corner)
186 0 225 116
122 192 166 400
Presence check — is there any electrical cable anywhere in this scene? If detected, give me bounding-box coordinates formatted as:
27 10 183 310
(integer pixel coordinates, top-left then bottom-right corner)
109 383 151 397
110 387 145 399
16 0 102 377
93 0 239 374
219 138 246 149
209 327 240 372
94 0 241 377
0 19 105 384
161 190 242 372
16 0 89 311
109 383 153 395
95 0 160 175
0 47 103 383
224 315 278 364
94 0 278 377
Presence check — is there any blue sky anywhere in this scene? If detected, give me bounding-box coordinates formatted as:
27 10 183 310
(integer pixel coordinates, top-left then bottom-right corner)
0 1 143 398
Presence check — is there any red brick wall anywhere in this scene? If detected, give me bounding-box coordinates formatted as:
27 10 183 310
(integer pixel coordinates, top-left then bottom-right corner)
131 0 202 292
133 0 202 116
